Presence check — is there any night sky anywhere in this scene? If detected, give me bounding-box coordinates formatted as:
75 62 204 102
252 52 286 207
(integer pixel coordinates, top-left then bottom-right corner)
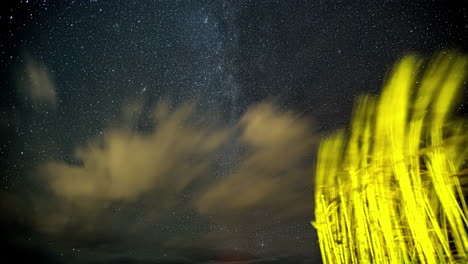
1 1 467 263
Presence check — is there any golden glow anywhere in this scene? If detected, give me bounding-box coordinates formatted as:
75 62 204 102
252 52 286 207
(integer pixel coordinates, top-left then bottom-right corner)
312 53 468 263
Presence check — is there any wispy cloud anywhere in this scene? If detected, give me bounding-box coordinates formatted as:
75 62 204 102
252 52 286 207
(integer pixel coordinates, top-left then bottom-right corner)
18 54 57 109
196 102 316 222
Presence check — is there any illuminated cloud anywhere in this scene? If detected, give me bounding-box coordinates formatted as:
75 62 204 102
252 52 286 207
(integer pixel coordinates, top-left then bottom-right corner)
18 54 57 109
195 102 317 222
36 100 228 233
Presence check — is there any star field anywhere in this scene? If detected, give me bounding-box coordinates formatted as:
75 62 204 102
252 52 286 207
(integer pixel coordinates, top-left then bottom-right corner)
1 1 467 263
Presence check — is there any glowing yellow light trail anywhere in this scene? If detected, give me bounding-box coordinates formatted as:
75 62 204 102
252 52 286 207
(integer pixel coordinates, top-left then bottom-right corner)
312 53 468 263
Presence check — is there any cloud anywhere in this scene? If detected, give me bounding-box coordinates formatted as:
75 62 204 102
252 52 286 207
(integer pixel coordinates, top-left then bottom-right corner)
27 100 231 235
39 100 228 210
195 102 316 222
18 54 57 109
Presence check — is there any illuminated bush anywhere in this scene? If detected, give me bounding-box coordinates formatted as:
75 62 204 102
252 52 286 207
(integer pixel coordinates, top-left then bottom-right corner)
312 53 468 263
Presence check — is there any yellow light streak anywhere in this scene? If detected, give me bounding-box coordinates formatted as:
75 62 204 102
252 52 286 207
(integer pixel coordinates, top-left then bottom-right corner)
313 52 468 263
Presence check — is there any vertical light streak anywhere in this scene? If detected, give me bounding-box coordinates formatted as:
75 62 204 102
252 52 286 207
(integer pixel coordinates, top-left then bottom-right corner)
313 53 468 263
